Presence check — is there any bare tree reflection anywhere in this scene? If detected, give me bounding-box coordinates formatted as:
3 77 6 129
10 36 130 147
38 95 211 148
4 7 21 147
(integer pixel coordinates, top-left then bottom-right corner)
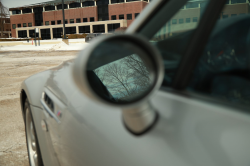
94 55 151 101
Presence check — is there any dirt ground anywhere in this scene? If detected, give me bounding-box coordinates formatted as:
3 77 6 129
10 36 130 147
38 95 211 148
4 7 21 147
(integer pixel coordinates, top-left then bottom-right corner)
0 51 78 166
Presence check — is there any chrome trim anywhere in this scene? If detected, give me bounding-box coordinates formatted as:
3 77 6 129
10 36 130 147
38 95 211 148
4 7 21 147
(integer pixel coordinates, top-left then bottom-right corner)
40 99 60 123
44 87 66 109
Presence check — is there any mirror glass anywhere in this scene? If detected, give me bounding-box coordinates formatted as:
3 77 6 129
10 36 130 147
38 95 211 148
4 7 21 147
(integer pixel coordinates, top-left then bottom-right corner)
86 39 156 104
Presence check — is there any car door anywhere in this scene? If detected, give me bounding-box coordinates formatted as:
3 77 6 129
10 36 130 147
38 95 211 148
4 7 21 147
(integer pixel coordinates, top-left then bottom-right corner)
135 0 250 165
41 0 250 166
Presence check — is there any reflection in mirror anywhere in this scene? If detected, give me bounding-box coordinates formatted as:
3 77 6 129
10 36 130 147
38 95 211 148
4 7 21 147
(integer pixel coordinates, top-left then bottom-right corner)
86 40 156 104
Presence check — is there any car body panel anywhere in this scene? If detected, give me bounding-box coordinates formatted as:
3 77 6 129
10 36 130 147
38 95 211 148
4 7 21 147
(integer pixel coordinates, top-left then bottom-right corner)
37 56 250 166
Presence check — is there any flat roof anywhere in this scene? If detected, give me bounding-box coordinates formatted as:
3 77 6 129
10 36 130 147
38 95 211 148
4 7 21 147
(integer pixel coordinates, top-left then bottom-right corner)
9 0 96 11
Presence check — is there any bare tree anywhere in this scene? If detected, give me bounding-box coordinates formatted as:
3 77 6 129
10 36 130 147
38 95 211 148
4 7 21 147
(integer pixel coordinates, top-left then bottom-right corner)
122 54 151 91
0 0 9 37
94 55 151 101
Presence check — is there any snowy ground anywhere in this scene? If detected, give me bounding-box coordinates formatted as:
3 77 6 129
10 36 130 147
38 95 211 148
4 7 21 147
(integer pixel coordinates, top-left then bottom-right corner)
0 39 89 51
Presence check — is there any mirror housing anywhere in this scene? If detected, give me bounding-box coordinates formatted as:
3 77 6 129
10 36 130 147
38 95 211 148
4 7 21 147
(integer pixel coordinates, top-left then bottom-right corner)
73 34 164 135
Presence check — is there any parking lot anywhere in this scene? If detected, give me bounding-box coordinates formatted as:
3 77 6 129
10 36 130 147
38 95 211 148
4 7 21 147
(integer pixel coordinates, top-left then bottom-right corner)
0 51 77 166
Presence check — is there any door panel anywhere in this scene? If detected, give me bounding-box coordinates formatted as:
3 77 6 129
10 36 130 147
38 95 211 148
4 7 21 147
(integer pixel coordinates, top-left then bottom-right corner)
41 87 66 165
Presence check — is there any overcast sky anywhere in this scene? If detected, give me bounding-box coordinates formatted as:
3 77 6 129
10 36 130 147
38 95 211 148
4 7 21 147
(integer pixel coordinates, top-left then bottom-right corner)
2 0 53 8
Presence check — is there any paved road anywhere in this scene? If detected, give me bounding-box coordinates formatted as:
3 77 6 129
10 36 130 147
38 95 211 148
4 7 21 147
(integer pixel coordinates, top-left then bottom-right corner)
0 51 77 166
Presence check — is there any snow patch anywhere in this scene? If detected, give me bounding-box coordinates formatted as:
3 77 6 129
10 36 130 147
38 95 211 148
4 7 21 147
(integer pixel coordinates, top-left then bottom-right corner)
49 42 69 51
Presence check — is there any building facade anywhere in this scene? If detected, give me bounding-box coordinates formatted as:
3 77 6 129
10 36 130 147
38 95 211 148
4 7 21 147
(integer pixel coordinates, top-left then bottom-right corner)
0 17 11 38
9 0 150 39
154 0 250 39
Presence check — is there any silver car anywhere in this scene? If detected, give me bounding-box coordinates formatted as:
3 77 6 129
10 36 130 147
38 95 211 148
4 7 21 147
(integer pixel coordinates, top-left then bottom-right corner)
20 0 250 166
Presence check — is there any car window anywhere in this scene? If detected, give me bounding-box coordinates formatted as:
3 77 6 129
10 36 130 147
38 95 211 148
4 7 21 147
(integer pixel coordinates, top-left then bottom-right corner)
187 1 250 107
150 0 210 87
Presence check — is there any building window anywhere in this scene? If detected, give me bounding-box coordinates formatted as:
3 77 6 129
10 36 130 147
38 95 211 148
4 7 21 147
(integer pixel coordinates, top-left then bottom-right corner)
90 17 94 22
186 18 190 23
111 0 124 3
23 23 27 27
111 15 116 20
93 24 105 33
82 1 94 7
12 10 21 15
69 2 81 8
135 13 139 18
222 15 228 19
45 21 49 25
119 14 124 19
79 26 90 33
76 18 81 23
179 19 184 24
57 20 61 24
172 19 177 24
45 5 55 11
186 2 199 8
57 4 68 10
231 0 246 4
18 24 21 27
12 24 16 29
108 23 120 32
83 18 88 22
28 23 32 27
231 14 237 17
70 19 74 24
193 17 198 22
51 21 55 25
127 14 132 20
65 19 68 24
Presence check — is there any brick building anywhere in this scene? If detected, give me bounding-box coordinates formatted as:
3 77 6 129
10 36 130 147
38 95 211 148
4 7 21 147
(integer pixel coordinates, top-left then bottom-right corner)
0 17 11 38
9 0 150 39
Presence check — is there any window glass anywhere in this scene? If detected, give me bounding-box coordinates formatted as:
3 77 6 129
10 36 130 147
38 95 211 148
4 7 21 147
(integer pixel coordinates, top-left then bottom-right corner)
172 19 177 24
119 14 124 19
65 19 68 24
83 18 88 22
135 13 140 18
45 21 49 25
57 20 61 24
186 2 199 8
18 24 21 27
111 0 124 3
193 17 198 22
28 23 32 27
23 23 27 27
231 0 247 4
222 14 228 19
51 21 55 25
150 0 210 87
127 14 132 20
90 17 95 22
188 1 250 107
82 1 94 7
111 15 116 20
76 18 81 23
12 24 16 29
70 19 74 23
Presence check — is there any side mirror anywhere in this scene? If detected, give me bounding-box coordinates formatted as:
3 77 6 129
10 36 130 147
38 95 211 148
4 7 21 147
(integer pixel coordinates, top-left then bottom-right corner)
73 34 164 135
